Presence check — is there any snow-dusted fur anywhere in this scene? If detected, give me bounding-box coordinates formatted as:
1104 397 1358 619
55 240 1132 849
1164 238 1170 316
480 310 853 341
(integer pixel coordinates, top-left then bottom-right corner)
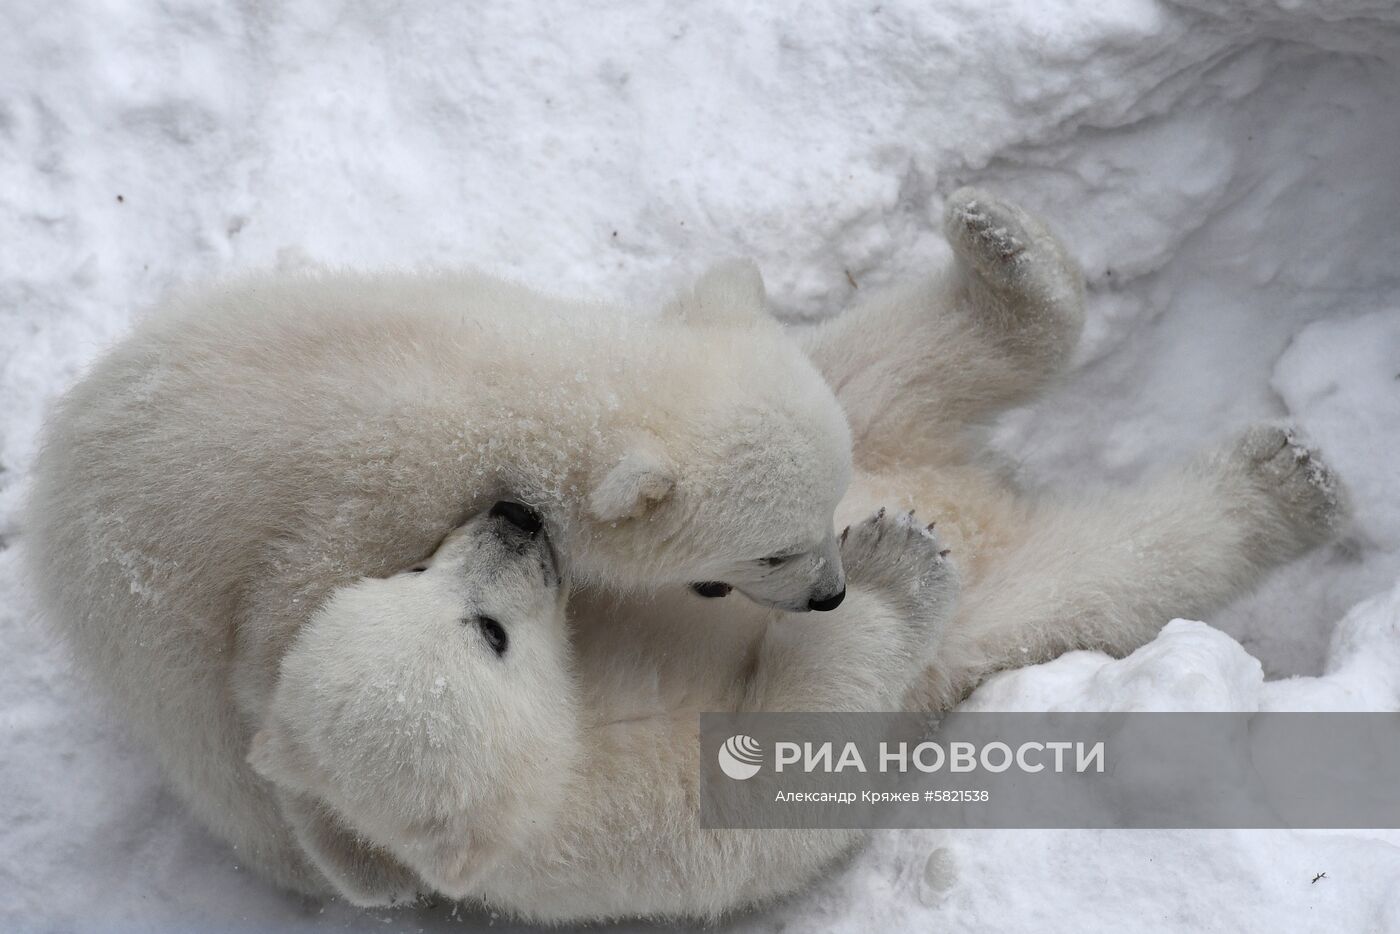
803 189 1347 709
26 189 1347 922
248 508 581 905
246 503 956 914
440 189 1343 922
24 265 851 897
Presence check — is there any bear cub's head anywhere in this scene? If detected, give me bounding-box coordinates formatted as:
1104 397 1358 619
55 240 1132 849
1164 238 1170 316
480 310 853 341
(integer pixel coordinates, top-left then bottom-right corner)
577 259 853 613
249 502 579 893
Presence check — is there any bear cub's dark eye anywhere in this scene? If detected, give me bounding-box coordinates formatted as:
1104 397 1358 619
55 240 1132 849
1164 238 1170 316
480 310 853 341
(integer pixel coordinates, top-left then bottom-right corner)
476 616 509 656
761 555 791 567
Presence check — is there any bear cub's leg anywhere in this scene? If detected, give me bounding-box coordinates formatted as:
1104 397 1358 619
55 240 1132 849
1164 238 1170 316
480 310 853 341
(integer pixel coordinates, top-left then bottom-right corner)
941 186 1084 348
934 186 1087 416
800 188 1084 467
928 424 1347 706
745 508 958 712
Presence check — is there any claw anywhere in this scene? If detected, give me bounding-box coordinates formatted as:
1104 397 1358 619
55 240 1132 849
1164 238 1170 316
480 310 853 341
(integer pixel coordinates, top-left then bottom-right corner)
926 521 937 531
939 549 951 558
839 525 850 545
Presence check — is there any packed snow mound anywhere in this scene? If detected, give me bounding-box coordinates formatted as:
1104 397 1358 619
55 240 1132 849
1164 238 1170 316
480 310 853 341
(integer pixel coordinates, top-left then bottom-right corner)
3 0 1399 931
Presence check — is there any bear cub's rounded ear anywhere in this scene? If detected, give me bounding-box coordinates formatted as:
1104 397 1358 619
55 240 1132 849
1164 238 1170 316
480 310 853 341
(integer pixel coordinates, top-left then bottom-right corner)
664 258 767 327
587 440 676 523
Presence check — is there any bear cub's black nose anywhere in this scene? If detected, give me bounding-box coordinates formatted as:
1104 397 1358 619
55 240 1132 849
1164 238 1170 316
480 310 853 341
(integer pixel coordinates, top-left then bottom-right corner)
808 587 846 612
490 500 543 537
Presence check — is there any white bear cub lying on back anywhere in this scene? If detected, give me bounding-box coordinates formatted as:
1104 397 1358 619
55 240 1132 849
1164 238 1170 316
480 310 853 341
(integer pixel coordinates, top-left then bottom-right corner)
250 500 956 915
251 502 580 902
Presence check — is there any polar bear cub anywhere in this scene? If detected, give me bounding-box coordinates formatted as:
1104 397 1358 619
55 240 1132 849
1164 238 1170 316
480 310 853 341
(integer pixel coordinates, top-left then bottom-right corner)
26 262 852 897
81 262 850 610
250 502 580 904
250 501 957 915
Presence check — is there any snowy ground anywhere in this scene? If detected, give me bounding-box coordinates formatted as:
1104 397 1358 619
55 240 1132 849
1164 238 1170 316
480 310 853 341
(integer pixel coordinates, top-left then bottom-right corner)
4 1 1400 931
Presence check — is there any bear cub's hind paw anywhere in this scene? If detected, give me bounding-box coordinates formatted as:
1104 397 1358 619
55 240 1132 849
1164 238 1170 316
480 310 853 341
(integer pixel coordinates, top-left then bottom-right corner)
944 188 1029 267
941 186 1084 322
1233 424 1349 551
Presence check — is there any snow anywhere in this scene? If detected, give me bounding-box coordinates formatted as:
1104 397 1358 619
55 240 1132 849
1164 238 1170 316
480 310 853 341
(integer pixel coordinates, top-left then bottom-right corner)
3 0 1400 930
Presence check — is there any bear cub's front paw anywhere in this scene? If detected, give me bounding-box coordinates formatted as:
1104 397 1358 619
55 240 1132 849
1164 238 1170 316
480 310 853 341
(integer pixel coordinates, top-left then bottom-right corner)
840 508 958 631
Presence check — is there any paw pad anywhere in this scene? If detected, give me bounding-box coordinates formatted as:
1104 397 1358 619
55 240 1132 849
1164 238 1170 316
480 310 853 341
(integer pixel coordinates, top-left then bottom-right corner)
1233 423 1349 543
840 507 959 627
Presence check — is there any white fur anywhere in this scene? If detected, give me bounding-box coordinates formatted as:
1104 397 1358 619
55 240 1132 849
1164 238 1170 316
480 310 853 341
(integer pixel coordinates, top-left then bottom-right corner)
250 512 578 904
24 263 851 898
257 503 958 918
26 189 1348 921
